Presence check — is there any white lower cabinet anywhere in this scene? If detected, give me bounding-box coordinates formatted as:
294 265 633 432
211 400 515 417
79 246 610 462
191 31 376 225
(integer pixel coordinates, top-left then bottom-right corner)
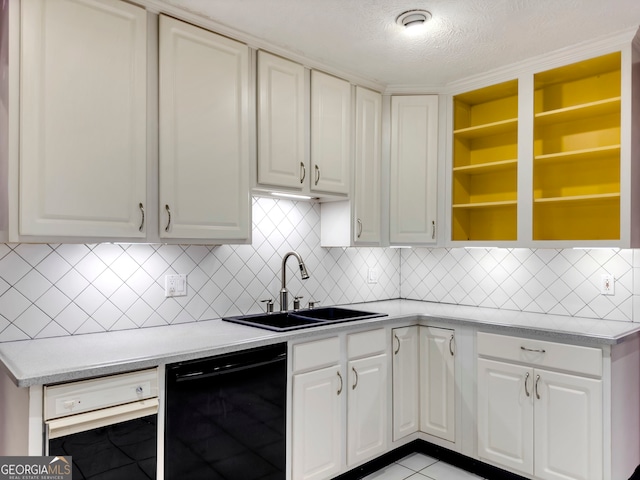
420 326 456 443
477 332 604 480
292 363 343 480
392 326 420 441
291 329 387 480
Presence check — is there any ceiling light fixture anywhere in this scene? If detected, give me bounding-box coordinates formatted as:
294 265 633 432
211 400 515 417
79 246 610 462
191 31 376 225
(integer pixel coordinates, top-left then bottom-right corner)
396 9 432 28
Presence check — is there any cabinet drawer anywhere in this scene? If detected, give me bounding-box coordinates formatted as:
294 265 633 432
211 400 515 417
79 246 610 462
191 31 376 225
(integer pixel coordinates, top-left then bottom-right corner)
348 328 386 359
44 368 158 420
293 336 340 373
477 332 602 377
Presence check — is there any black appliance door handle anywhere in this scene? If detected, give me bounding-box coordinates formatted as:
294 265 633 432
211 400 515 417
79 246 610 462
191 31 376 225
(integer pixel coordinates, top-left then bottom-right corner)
173 353 286 382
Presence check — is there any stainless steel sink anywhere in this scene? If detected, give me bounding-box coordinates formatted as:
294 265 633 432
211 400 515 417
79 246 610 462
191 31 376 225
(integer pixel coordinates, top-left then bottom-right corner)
223 307 387 332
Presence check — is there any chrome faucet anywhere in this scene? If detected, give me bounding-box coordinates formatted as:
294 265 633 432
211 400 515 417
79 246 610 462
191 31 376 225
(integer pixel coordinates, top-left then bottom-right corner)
280 251 310 311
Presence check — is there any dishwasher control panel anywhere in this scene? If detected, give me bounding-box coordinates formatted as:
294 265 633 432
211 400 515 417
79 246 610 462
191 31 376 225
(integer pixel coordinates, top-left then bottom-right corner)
44 368 158 420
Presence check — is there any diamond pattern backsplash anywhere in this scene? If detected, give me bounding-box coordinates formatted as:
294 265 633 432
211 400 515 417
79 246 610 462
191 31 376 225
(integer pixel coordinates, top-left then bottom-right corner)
0 197 638 343
0 197 400 342
401 247 635 322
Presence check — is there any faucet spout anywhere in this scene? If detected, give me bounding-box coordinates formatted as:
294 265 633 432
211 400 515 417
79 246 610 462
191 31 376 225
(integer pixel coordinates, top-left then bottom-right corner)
280 251 310 311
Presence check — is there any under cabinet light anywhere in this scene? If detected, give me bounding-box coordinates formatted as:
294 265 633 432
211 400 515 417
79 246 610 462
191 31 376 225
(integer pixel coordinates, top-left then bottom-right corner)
271 192 315 200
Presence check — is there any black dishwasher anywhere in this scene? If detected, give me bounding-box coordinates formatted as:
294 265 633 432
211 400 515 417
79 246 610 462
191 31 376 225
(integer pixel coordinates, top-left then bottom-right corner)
165 343 287 480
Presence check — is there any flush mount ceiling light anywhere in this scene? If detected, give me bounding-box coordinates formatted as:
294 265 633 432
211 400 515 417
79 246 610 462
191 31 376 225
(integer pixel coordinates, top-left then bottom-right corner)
396 9 432 28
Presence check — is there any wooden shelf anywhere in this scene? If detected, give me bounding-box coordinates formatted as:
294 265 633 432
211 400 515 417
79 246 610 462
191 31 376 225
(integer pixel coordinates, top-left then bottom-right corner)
534 192 620 205
453 200 517 209
534 97 621 125
453 118 518 139
453 159 517 175
534 145 620 164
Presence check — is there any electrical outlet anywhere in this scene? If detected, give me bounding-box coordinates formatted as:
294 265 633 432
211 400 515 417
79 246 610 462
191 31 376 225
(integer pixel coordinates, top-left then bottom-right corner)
367 268 378 284
165 274 188 297
600 274 615 295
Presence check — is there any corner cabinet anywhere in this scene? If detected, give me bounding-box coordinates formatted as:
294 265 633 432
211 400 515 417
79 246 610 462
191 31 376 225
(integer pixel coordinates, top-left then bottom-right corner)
311 70 351 195
392 326 420 441
158 15 250 242
390 95 439 245
18 0 147 239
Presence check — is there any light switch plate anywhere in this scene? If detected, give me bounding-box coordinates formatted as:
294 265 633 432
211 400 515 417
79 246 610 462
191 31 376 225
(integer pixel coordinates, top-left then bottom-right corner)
165 274 188 297
367 268 378 284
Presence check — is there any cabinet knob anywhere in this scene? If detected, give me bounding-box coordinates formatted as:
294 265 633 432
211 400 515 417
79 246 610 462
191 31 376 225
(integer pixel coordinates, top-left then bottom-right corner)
136 386 143 395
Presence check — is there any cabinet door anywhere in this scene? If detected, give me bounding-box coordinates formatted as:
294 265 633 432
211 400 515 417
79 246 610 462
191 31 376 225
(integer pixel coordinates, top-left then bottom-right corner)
292 365 343 480
159 15 250 241
20 0 147 238
477 358 533 476
353 87 382 244
257 51 306 189
392 326 419 441
347 354 387 466
390 95 439 245
420 326 455 442
534 369 603 480
311 70 351 195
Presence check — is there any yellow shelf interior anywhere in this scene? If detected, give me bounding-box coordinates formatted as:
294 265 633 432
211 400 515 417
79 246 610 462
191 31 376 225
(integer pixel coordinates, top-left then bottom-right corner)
452 79 518 241
533 52 621 241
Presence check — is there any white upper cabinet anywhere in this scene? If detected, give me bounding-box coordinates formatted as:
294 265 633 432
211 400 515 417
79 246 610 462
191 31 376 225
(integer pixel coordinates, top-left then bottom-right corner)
19 0 147 238
311 70 351 195
257 51 306 190
353 86 382 244
159 15 250 241
320 86 382 247
390 95 439 245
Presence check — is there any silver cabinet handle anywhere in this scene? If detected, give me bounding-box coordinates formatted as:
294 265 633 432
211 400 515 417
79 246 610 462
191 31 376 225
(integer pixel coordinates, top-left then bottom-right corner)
432 220 436 240
314 165 320 185
521 346 546 354
352 367 358 390
524 372 530 397
337 371 343 395
138 203 145 232
394 334 400 355
449 334 455 356
165 204 172 232
357 219 363 238
300 162 306 184
535 374 541 400
136 386 143 395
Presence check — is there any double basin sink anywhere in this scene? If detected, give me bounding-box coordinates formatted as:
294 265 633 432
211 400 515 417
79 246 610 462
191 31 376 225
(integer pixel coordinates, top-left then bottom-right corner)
223 306 387 332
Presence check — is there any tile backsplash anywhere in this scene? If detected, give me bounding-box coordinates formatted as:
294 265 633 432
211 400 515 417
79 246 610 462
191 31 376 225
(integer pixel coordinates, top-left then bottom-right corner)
401 247 634 322
0 197 399 342
0 196 637 343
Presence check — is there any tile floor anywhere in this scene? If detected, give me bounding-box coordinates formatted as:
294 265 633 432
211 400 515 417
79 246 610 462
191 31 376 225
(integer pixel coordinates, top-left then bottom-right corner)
363 452 485 480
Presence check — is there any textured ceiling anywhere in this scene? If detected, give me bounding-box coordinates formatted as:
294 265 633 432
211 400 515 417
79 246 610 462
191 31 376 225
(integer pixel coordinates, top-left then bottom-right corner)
158 0 640 89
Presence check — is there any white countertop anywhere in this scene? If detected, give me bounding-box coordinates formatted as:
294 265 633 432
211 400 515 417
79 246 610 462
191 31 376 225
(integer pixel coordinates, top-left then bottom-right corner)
1 299 639 387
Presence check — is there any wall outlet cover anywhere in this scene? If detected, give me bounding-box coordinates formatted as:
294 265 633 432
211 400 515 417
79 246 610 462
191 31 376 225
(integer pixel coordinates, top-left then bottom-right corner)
165 274 188 297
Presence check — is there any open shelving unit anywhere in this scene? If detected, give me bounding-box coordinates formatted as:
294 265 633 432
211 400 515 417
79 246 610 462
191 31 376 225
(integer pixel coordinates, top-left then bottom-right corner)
533 52 621 240
452 80 519 241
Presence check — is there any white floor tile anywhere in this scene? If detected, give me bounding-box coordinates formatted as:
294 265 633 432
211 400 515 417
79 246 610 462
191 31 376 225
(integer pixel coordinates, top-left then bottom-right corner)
362 463 416 480
420 461 483 480
396 453 439 472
